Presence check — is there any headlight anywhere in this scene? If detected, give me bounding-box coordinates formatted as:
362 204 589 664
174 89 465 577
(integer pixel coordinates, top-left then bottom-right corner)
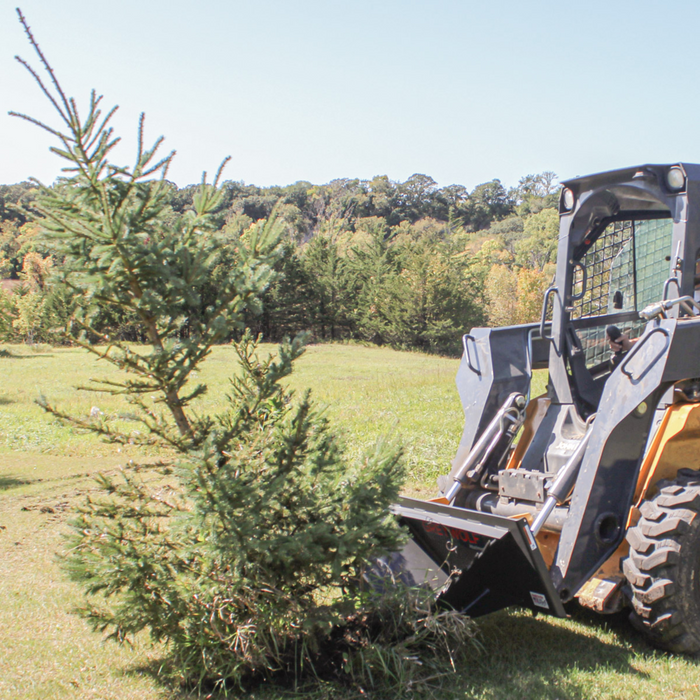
666 166 686 192
561 187 575 211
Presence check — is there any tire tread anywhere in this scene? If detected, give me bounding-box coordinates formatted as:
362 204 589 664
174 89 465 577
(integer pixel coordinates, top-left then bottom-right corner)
624 469 700 654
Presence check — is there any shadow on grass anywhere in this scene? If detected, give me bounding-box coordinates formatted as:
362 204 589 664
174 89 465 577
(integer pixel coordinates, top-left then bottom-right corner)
0 396 14 405
444 608 700 700
123 654 329 700
122 657 207 700
0 349 54 359
0 475 33 490
117 606 700 700
565 602 668 654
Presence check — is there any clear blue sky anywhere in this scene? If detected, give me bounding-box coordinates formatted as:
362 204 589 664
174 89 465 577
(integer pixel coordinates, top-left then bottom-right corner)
2 0 700 191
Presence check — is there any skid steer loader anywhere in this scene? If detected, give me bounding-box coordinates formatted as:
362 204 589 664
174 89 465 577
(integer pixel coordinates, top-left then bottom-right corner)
384 163 700 652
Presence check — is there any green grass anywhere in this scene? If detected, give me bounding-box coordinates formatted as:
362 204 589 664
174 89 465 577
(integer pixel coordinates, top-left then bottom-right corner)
1 342 699 699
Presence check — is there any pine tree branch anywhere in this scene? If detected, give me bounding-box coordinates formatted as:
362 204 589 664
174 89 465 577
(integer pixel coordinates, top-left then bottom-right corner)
15 10 72 119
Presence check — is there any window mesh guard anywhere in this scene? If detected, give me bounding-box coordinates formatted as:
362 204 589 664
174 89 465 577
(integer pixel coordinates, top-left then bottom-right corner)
569 219 672 368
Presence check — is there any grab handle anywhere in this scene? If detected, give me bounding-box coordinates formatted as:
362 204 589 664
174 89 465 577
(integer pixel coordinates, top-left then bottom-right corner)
619 327 670 381
571 262 587 301
663 276 681 301
540 287 559 341
462 334 481 375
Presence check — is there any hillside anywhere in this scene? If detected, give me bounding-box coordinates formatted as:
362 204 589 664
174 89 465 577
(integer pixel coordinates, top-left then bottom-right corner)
0 172 558 355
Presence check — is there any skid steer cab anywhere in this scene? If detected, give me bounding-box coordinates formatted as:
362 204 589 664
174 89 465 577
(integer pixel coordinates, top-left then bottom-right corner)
382 163 700 653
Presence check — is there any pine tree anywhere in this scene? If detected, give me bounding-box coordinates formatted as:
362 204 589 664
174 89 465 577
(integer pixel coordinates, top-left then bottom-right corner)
11 10 282 441
10 10 434 691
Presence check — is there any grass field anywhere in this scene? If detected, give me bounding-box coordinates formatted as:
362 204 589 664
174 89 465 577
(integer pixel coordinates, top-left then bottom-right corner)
1 342 700 699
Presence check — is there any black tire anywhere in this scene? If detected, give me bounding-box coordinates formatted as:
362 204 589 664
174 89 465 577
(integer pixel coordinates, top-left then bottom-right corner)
623 469 700 653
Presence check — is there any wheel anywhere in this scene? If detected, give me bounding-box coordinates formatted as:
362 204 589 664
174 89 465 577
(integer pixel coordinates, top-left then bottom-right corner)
623 469 700 653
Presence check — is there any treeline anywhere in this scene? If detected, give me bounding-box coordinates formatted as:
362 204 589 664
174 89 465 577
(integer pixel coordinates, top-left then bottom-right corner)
0 171 560 355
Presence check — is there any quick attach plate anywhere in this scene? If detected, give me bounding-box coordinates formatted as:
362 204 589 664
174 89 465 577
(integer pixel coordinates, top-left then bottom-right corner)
498 469 549 503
